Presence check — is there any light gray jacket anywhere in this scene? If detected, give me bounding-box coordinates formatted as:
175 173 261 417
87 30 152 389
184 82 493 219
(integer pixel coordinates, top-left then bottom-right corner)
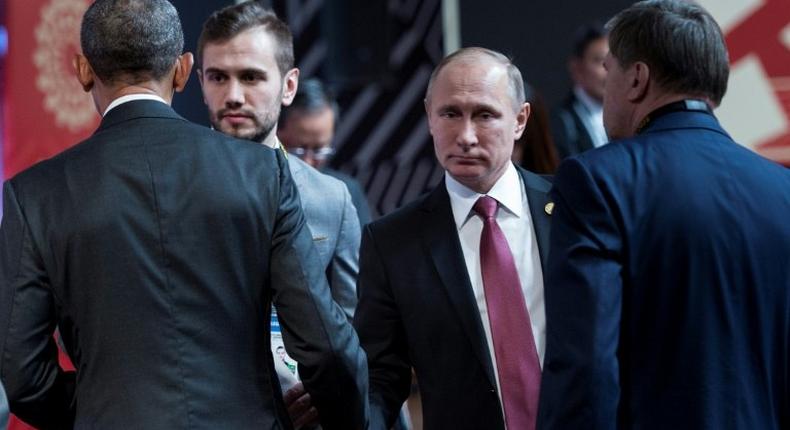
287 155 360 321
0 381 7 430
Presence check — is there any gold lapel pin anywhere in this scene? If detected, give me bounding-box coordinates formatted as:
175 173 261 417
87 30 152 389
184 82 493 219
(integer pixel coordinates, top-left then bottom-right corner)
544 202 554 215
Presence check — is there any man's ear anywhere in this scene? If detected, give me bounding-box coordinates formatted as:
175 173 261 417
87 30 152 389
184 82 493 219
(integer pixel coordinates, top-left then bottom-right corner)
281 68 300 106
514 102 530 139
627 61 650 102
424 98 436 137
173 52 194 93
73 54 95 93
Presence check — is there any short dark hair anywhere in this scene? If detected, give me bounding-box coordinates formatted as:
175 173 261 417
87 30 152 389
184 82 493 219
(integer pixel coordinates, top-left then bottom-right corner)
425 47 526 112
279 78 339 128
606 0 729 105
197 1 294 76
80 0 184 84
571 23 606 59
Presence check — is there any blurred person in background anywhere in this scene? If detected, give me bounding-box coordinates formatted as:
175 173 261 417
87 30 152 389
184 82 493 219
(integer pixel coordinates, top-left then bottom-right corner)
512 81 559 173
550 24 609 159
279 78 372 226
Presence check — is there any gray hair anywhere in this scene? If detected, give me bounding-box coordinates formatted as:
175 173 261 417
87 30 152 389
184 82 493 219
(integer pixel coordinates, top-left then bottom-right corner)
425 47 526 112
606 0 729 105
80 0 184 85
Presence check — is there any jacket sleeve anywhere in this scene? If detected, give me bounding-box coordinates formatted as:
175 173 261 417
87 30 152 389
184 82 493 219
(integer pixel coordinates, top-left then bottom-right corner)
537 157 623 429
327 184 361 322
0 181 76 429
268 151 369 430
353 225 412 429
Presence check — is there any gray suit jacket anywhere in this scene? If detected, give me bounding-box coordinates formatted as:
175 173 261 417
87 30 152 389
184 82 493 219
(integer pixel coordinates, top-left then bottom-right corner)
287 156 360 320
0 382 7 430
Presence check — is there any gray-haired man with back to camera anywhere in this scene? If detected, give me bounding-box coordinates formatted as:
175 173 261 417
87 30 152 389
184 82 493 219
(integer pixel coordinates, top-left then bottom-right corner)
539 1 790 429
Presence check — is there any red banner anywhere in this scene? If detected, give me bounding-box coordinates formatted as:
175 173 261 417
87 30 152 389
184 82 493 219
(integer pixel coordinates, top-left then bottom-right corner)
3 0 98 180
721 0 790 164
4 1 87 428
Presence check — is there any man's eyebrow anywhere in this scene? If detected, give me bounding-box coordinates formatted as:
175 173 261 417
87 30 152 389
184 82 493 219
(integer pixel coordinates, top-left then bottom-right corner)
435 102 500 112
202 67 268 76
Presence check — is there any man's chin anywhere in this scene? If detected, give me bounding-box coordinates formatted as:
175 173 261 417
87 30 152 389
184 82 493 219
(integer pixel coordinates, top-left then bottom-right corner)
216 124 260 141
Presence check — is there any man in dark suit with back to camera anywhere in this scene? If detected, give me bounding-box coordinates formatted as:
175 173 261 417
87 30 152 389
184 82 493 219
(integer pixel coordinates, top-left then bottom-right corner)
354 47 552 430
539 1 790 429
0 1 368 429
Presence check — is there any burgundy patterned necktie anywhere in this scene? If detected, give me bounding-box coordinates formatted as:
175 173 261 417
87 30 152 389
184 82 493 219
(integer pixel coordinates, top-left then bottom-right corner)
473 195 541 430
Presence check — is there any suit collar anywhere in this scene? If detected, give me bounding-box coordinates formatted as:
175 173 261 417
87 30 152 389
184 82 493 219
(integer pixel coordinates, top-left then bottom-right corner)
641 110 730 139
97 99 185 132
103 94 168 117
444 163 525 229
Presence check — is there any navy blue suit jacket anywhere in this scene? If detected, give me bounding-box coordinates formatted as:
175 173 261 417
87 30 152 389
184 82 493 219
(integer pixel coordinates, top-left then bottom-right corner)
539 110 790 429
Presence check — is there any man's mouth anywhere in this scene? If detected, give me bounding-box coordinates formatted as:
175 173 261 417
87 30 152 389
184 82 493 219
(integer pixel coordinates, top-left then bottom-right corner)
451 155 480 164
221 112 253 125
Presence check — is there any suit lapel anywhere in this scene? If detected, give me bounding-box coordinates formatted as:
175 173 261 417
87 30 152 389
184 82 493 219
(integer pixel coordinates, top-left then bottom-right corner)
518 167 552 272
421 184 498 388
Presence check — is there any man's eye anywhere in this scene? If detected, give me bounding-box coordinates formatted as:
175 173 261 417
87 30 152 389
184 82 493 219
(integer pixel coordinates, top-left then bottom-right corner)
242 74 263 83
440 111 458 118
478 112 494 120
208 74 226 83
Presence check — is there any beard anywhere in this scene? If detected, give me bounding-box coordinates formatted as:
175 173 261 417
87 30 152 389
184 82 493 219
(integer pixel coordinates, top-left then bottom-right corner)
210 104 281 144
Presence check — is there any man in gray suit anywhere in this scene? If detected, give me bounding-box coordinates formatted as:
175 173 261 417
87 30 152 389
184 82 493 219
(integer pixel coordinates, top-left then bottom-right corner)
197 2 361 427
0 0 367 428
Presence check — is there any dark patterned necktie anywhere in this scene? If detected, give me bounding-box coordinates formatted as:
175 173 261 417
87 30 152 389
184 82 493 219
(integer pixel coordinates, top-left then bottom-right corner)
473 195 541 430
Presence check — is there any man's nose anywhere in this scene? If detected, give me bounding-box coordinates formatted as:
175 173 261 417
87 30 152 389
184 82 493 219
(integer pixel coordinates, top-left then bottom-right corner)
457 119 478 147
303 153 318 168
224 79 244 108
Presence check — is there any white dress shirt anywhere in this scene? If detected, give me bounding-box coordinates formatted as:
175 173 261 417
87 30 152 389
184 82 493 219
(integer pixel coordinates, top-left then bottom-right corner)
445 163 546 410
103 94 168 117
573 85 608 148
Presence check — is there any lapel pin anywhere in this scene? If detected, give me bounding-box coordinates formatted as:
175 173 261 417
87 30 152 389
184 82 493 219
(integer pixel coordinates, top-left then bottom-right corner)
544 202 554 215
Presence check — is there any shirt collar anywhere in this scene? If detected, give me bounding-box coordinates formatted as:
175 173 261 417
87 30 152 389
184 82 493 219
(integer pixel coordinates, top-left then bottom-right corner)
445 162 523 230
573 85 603 114
103 94 168 117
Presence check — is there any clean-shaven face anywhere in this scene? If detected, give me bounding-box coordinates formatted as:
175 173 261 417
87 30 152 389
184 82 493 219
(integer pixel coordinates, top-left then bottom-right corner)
426 58 528 194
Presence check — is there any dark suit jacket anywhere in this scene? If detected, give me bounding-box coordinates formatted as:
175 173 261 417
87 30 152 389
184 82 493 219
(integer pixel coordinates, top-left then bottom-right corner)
353 166 552 430
539 110 790 429
550 92 596 160
0 100 368 430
